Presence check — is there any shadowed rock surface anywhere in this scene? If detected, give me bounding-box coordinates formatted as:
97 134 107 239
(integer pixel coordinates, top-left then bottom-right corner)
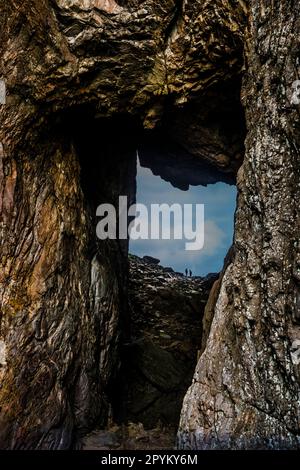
121 255 218 428
81 254 218 450
0 0 245 449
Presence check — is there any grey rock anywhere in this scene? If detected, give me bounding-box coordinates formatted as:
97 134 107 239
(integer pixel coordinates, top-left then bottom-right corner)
143 256 161 265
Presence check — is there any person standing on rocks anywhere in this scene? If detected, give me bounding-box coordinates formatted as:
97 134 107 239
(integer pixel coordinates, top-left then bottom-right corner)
185 268 188 276
189 269 192 277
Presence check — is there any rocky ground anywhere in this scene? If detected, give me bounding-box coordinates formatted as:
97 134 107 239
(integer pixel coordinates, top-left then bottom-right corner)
128 254 217 357
81 255 218 450
123 255 218 429
82 423 176 450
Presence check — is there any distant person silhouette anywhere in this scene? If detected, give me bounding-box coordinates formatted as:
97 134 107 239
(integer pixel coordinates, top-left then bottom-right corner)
185 268 188 276
189 269 192 277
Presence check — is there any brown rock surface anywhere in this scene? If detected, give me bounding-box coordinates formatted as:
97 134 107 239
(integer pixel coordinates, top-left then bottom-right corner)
178 0 300 450
121 255 217 428
0 0 245 449
1 0 299 451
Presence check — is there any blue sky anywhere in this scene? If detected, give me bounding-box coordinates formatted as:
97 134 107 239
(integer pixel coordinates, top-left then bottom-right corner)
129 160 237 276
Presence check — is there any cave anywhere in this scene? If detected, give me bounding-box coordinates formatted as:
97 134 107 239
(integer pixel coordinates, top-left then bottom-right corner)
48 84 243 449
2 0 300 453
0 80 242 450
118 155 237 439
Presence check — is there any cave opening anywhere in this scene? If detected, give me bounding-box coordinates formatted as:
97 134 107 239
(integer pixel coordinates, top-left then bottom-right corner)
112 139 238 445
129 155 237 276
55 85 244 448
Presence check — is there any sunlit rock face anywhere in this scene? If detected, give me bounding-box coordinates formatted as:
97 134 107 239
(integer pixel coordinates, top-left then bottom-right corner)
178 1 300 450
56 0 122 14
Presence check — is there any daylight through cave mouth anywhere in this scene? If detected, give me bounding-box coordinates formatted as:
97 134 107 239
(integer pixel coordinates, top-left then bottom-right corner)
114 138 238 433
129 154 237 277
58 94 243 444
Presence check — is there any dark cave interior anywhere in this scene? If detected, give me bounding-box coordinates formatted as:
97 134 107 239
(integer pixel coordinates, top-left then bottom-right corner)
41 80 245 445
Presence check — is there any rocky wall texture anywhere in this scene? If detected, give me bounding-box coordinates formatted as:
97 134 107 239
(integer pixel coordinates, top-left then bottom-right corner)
2 0 299 451
123 255 217 428
0 112 136 448
178 0 300 449
0 0 246 449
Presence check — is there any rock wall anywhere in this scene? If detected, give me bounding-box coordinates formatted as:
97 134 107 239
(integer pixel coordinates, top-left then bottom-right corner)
2 0 299 451
0 112 137 448
122 255 217 428
178 0 300 449
0 0 245 449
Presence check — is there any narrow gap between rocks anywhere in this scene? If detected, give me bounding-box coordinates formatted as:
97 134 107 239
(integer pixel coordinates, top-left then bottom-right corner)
60 82 244 449
81 132 238 450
